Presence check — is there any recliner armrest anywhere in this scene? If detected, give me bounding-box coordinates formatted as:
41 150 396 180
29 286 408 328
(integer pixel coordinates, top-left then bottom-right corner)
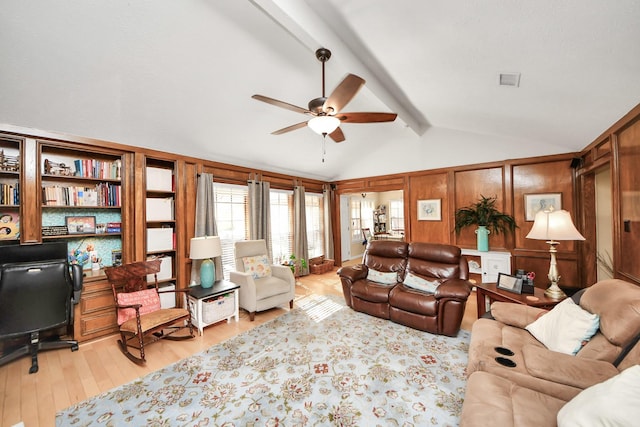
271 265 295 284
337 264 368 282
230 270 256 287
435 278 472 300
523 344 620 390
490 302 548 329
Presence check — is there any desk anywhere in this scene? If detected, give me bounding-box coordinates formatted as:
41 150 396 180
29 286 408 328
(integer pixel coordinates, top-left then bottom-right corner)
475 282 564 318
187 280 240 335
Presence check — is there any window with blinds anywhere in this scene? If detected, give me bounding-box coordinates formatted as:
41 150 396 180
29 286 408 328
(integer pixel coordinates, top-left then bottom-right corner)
305 193 324 258
361 199 374 230
213 183 249 279
270 189 293 264
350 197 362 242
390 199 405 231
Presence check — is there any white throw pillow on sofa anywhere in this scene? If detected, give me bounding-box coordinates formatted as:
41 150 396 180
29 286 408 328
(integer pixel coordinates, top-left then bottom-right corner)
366 269 397 285
557 364 640 427
403 272 440 294
525 298 599 355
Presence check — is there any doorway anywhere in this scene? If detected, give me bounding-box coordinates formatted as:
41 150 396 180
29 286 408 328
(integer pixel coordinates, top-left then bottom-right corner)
339 190 404 262
595 165 613 280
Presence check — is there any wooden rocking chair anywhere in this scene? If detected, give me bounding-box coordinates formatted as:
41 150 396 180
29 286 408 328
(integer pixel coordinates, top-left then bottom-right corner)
105 259 194 364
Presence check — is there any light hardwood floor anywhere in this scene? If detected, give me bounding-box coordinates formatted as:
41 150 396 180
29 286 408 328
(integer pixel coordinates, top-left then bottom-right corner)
0 266 478 427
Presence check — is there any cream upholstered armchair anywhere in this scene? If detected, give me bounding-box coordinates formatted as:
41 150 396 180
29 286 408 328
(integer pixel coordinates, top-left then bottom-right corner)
230 240 295 321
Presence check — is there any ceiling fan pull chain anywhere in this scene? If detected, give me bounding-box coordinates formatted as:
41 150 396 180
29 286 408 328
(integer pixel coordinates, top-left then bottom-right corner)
322 136 326 163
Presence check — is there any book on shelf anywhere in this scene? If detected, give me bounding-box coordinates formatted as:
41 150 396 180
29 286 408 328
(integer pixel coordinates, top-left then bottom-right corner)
41 183 121 207
0 182 19 205
106 222 121 233
72 158 121 180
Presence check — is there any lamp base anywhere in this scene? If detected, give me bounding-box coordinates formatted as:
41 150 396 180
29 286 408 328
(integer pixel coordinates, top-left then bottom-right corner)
544 283 567 299
200 258 215 288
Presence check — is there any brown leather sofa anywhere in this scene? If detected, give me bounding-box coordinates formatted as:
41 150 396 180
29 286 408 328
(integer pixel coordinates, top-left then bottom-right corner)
337 240 472 336
460 278 640 426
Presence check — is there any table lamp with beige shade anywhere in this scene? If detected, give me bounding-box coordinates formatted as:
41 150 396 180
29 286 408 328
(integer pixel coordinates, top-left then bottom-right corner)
526 207 585 299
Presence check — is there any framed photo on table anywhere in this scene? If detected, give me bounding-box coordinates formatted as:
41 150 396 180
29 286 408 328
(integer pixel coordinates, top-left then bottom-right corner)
496 272 524 294
524 193 562 221
417 199 441 221
66 216 96 235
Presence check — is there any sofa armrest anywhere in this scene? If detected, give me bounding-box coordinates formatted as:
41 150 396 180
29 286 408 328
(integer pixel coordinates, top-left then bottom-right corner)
337 264 368 282
490 302 548 329
435 278 472 300
523 344 620 390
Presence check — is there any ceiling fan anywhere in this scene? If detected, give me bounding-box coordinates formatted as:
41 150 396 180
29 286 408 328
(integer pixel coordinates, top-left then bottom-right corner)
252 48 397 143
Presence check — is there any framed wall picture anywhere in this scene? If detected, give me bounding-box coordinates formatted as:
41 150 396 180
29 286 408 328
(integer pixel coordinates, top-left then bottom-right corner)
66 216 96 235
524 193 562 221
496 272 524 294
417 199 441 221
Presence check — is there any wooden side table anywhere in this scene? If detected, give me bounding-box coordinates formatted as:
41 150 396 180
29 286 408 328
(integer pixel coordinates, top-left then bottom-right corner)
187 280 240 335
475 282 565 318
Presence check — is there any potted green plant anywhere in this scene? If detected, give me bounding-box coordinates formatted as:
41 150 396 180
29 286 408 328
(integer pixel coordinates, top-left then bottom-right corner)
288 254 308 277
454 195 517 251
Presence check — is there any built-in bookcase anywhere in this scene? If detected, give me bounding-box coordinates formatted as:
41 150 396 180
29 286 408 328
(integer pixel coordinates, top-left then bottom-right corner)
0 136 21 244
40 144 124 270
145 157 177 306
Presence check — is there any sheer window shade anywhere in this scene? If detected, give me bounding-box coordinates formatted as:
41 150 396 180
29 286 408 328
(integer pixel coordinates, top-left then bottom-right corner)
305 193 324 258
270 190 293 264
213 183 249 279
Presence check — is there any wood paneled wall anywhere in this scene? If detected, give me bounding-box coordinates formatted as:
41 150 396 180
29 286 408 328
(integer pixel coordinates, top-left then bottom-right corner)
578 103 640 286
334 153 582 290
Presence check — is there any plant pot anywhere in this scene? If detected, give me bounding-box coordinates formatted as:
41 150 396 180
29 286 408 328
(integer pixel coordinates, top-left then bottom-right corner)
476 226 490 252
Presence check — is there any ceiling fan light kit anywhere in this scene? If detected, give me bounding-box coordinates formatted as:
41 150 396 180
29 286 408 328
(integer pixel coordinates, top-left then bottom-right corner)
252 47 397 144
308 115 340 135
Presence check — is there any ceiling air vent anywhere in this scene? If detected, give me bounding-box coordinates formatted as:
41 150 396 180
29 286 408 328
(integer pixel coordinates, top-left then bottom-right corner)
499 73 521 87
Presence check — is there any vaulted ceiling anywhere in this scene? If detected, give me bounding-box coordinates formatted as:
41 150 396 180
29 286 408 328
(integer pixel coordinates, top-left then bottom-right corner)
2 1 639 181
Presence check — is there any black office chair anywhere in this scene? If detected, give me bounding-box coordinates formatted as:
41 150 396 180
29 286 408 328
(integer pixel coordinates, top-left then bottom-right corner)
0 259 83 373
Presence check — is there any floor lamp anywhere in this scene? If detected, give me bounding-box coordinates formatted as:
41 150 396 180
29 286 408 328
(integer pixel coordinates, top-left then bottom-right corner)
189 236 222 288
526 207 585 299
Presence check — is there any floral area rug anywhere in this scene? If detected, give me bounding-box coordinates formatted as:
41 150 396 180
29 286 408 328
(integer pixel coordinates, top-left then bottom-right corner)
57 294 470 426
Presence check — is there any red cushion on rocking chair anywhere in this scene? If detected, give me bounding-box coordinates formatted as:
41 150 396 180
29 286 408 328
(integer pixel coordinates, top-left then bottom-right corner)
116 289 161 325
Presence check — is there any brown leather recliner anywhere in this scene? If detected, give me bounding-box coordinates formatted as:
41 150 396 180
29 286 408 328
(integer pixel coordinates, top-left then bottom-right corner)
337 240 472 336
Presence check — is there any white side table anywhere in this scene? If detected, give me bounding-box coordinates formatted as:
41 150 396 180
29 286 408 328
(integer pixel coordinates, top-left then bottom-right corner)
460 249 511 283
187 280 240 335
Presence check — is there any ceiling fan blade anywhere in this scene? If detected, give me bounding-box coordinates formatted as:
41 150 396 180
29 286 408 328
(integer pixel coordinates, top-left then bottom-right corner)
329 127 345 143
337 112 398 123
271 121 308 135
252 94 313 115
323 74 365 114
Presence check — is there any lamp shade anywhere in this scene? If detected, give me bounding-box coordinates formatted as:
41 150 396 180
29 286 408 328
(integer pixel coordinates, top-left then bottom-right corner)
308 116 340 135
526 209 585 241
189 236 222 259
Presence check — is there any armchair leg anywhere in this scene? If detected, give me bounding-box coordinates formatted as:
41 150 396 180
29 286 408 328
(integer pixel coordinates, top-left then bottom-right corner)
289 300 294 309
249 311 255 321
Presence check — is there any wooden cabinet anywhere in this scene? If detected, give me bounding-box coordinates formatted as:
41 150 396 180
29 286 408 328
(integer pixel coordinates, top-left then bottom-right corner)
461 249 512 283
73 270 120 342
